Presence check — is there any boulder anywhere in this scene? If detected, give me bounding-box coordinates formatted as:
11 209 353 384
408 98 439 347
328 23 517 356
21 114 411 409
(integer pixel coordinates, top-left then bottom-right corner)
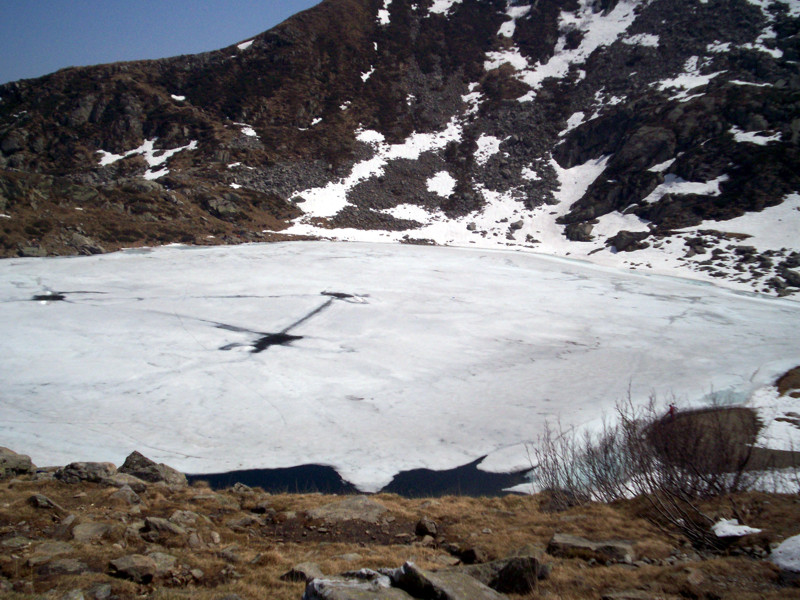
281 562 325 583
147 551 178 576
143 516 186 536
415 517 438 537
547 533 635 564
109 554 158 583
55 462 116 484
28 493 66 513
27 541 75 567
36 558 89 576
72 521 115 543
0 447 35 479
391 561 506 600
606 230 651 252
457 556 547 594
103 472 148 493
303 576 414 600
110 484 141 505
307 495 388 524
118 451 187 486
564 222 594 242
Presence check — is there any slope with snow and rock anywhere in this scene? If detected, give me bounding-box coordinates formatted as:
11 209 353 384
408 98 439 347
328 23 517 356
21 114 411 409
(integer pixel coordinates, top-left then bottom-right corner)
0 0 798 295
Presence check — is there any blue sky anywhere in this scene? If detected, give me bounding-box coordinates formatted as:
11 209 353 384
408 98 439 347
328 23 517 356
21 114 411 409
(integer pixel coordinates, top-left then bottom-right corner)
0 1 322 85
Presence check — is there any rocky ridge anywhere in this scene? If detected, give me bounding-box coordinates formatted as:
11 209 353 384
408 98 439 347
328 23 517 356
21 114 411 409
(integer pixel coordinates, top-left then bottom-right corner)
0 0 798 294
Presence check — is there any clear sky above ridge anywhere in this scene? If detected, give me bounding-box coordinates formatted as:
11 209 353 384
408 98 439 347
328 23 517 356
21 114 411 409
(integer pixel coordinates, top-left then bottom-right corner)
0 0 322 85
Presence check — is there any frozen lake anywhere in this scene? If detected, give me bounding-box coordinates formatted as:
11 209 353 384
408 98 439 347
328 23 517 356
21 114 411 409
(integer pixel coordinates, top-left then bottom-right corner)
1 241 798 491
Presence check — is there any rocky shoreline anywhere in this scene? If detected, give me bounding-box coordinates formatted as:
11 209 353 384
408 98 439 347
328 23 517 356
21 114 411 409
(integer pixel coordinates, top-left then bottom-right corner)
3 446 800 599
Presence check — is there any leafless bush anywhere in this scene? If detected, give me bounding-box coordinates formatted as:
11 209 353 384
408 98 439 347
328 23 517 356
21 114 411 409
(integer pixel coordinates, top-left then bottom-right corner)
530 395 765 549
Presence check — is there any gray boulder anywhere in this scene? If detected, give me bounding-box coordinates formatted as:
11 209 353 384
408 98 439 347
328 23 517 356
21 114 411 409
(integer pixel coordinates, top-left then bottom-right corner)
108 554 157 583
72 521 115 543
303 574 414 600
281 562 325 583
118 451 187 486
55 462 116 484
547 532 635 564
36 558 89 576
28 493 67 513
456 555 548 594
391 561 506 600
143 516 186 536
0 447 35 479
307 495 388 524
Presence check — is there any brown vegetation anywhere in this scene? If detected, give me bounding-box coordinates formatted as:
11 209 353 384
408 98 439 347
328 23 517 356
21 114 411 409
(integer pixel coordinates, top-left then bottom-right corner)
1 475 800 599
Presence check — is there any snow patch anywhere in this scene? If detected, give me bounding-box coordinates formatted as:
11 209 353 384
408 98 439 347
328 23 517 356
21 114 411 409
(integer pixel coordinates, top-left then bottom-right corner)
642 174 728 204
498 4 532 38
429 0 462 15
622 33 659 47
237 40 254 51
559 112 586 137
712 519 762 538
96 138 198 180
288 118 463 219
427 171 457 197
773 535 800 573
474 134 504 165
730 125 781 145
361 67 375 82
170 94 185 102
494 0 644 100
654 56 724 101
234 123 258 138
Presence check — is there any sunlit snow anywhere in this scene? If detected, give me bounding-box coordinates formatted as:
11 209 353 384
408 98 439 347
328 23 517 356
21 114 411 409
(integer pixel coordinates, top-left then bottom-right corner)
1 242 797 491
642 174 729 204
429 0 462 15
730 126 781 145
237 40 254 51
427 171 457 197
96 139 198 180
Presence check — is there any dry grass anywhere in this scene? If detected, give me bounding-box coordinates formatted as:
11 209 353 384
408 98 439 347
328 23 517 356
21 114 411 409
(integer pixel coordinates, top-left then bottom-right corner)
2 477 800 599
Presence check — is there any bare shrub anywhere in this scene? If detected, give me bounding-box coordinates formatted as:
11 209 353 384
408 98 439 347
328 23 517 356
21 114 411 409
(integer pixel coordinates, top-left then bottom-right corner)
530 395 766 549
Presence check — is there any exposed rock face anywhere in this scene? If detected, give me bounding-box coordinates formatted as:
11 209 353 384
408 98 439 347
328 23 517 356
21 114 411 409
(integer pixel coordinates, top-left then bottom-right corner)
0 0 797 298
118 451 187 487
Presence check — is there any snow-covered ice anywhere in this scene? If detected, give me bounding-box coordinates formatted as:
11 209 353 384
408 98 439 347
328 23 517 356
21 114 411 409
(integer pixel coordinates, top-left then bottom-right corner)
1 241 798 492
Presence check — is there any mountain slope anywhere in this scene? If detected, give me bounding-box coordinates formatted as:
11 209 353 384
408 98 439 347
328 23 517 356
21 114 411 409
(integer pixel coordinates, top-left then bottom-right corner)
1 0 798 294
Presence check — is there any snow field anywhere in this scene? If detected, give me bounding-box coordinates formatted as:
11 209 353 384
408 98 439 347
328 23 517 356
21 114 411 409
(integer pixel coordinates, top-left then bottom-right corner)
1 241 798 491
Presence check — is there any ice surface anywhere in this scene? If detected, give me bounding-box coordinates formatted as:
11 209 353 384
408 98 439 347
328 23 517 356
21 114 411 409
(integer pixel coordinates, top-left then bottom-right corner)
712 519 762 537
1 242 797 491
